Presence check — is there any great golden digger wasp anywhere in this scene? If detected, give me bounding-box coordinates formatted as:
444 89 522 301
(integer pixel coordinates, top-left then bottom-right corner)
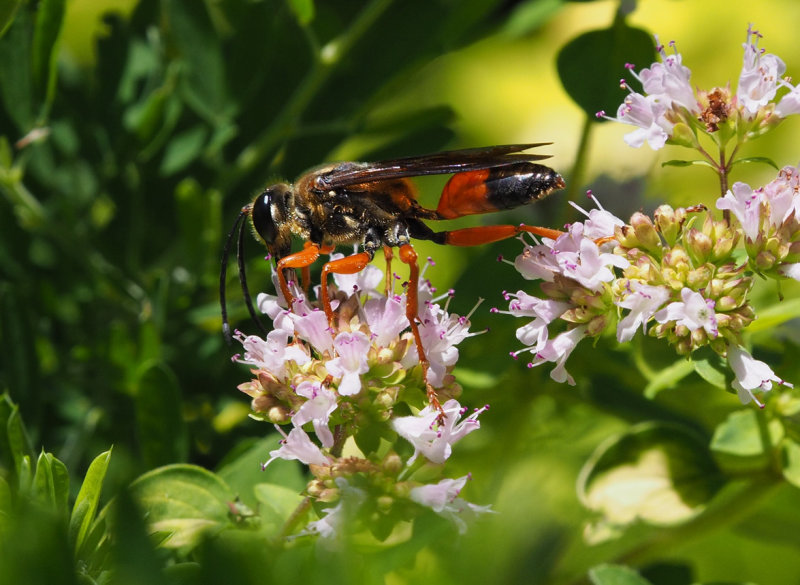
220 143 565 407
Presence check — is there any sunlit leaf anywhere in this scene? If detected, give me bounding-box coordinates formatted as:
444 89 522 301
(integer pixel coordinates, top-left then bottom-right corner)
589 564 653 585
710 409 783 473
70 449 112 557
579 423 723 528
129 464 237 550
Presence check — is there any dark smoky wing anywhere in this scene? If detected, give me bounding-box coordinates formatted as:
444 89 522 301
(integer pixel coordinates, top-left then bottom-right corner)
317 143 554 189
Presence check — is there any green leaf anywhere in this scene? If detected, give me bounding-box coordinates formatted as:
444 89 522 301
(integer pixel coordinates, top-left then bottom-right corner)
589 564 654 585
216 437 305 510
69 448 112 557
134 361 189 468
745 297 800 333
780 439 800 488
31 0 65 116
253 483 307 536
692 355 727 389
731 156 779 170
0 283 41 417
0 0 22 39
129 464 237 550
32 451 70 515
661 159 714 168
163 0 232 124
710 409 783 473
557 20 654 118
643 358 694 398
7 402 34 481
579 423 723 529
287 0 315 26
159 125 207 176
0 6 34 130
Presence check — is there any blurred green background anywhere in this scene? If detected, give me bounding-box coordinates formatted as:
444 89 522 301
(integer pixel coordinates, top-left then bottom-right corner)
2 0 800 583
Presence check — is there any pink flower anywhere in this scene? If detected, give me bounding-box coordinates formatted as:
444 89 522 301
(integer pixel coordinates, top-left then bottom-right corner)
416 301 479 388
715 182 762 241
393 399 487 464
638 37 697 111
234 329 310 380
326 331 371 396
654 288 719 338
737 25 786 117
363 294 409 347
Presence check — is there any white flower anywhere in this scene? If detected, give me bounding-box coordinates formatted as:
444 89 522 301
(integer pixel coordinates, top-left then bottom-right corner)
528 325 587 385
736 25 786 117
558 235 629 292
393 399 487 464
654 288 719 338
616 283 671 342
716 182 762 241
326 331 371 396
775 80 800 117
263 425 329 468
416 301 478 388
728 344 792 406
615 92 672 150
331 256 384 297
504 291 569 351
569 193 625 242
292 381 338 448
410 475 493 534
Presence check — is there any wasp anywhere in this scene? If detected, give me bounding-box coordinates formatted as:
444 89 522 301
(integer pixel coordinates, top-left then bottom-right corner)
221 143 565 405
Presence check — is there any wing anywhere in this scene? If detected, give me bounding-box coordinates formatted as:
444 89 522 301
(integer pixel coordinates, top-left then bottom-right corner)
314 143 553 190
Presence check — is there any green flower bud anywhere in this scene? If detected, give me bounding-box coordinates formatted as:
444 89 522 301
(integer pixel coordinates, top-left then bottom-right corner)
654 205 681 246
630 212 663 254
686 228 713 264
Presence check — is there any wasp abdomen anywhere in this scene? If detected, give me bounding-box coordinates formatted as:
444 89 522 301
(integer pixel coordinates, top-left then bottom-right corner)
437 163 564 220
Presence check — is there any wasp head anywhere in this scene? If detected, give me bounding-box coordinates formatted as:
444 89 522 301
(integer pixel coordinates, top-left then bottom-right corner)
250 183 293 260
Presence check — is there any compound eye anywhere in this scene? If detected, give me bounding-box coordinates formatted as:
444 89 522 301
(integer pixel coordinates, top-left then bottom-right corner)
251 190 278 245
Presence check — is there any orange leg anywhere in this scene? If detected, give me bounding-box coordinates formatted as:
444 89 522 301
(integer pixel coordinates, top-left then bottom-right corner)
383 246 394 295
319 252 373 326
441 224 564 246
277 243 338 308
396 244 443 416
276 244 324 309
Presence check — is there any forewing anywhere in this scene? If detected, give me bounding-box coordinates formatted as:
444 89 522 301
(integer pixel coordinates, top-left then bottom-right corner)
316 143 553 189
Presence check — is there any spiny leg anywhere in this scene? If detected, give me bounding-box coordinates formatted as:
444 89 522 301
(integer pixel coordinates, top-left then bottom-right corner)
396 243 444 418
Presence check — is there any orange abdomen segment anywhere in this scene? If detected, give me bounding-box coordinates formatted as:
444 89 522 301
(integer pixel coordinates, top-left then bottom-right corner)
437 163 564 220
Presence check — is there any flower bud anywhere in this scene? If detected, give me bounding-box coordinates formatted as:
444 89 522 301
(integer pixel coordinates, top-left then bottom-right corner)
754 250 777 271
685 228 713 264
630 212 662 254
686 265 712 289
654 205 680 245
267 405 292 424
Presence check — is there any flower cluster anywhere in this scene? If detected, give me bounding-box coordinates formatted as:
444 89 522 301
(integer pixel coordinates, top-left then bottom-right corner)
598 25 799 153
233 259 490 539
498 186 793 407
